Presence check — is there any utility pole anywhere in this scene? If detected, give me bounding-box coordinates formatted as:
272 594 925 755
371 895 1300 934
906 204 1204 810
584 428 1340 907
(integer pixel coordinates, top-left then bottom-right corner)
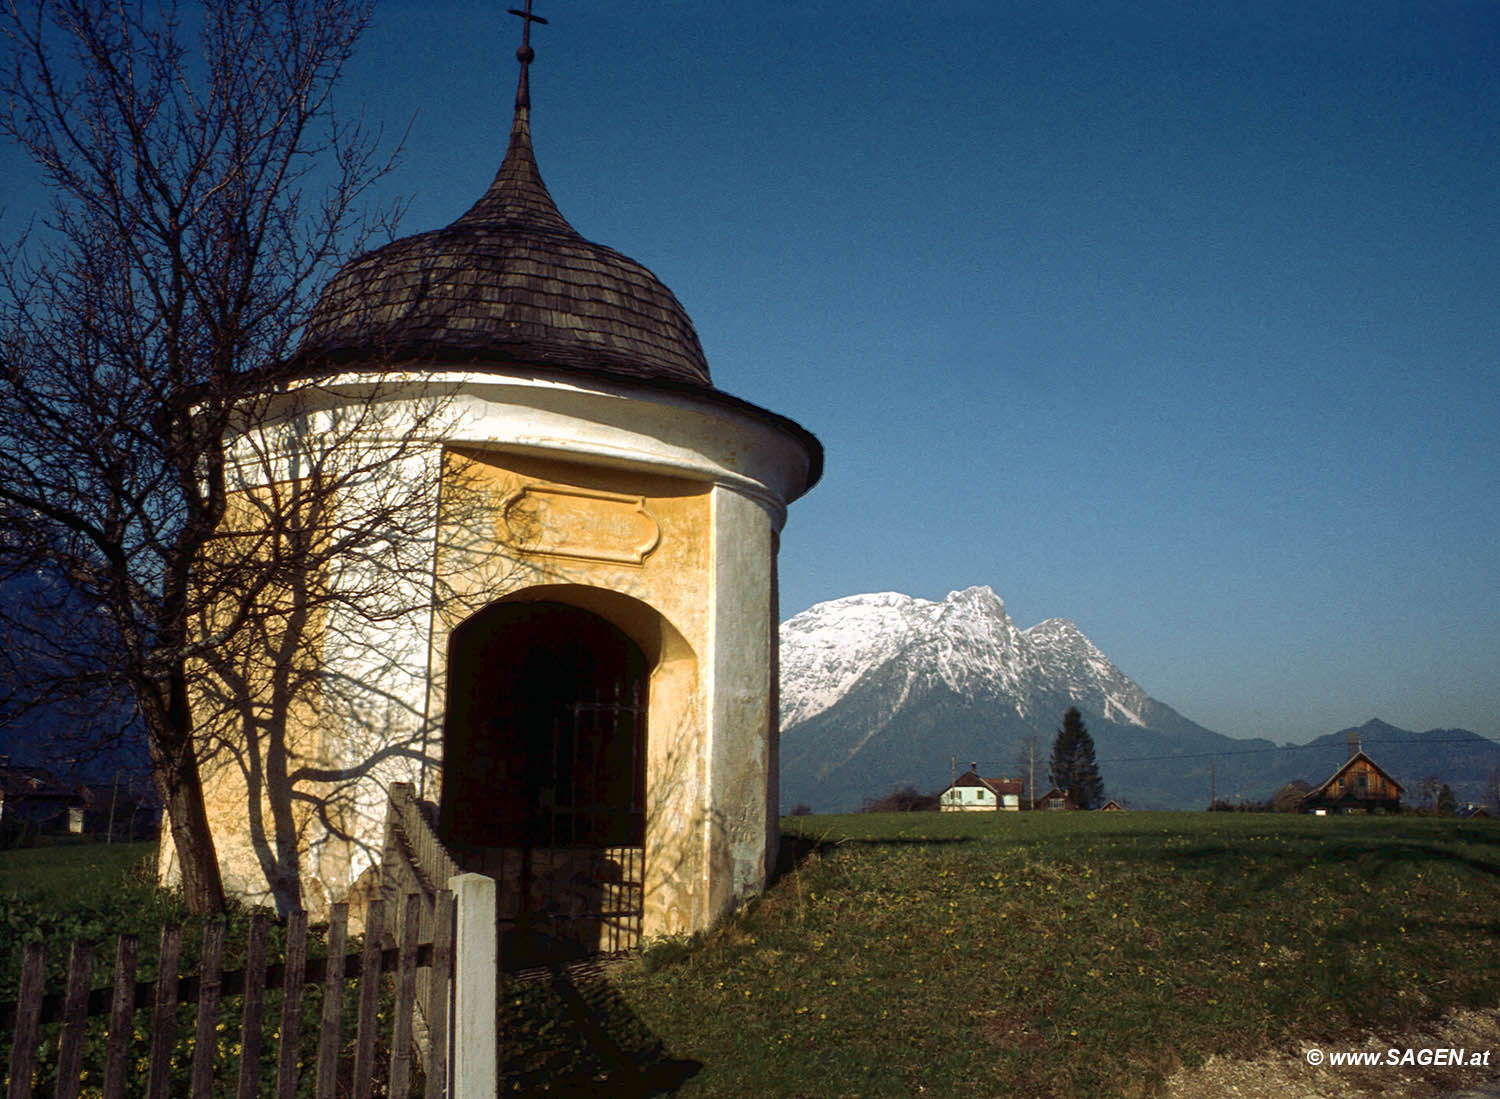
1028 741 1036 811
1210 758 1216 809
107 773 119 844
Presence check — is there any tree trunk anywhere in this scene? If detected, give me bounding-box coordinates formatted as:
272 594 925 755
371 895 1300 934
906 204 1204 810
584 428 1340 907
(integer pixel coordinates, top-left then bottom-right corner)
145 678 226 915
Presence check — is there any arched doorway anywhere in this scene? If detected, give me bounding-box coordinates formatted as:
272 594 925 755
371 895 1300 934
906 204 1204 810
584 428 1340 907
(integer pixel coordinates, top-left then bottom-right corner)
440 600 648 961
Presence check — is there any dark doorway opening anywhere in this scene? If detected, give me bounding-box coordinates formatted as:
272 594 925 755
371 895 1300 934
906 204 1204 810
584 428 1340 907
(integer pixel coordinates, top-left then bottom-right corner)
441 600 648 961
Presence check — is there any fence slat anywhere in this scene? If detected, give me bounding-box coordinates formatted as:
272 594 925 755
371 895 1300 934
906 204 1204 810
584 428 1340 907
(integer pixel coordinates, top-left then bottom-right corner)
450 873 497 1099
351 899 384 1099
100 935 139 1099
53 940 95 1099
313 904 349 1099
4 887 469 1099
144 927 181 1099
234 915 270 1099
389 894 422 1099
6 942 45 1099
423 890 454 1099
188 922 226 1099
272 912 308 1099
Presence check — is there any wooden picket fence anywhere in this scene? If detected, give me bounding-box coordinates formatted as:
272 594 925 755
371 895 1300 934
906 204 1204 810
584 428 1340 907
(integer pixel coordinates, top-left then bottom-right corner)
2 891 458 1099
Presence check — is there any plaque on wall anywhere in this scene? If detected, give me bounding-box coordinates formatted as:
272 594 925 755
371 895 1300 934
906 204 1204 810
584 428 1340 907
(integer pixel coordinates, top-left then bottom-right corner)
501 484 661 566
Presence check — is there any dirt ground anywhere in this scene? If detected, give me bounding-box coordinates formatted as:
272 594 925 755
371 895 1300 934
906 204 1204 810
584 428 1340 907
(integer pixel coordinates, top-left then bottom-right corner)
1163 1008 1500 1099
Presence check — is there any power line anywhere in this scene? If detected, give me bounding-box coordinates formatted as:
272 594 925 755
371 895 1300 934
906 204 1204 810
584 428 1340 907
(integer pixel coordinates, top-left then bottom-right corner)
966 736 1495 776
960 731 1488 773
1097 736 1492 767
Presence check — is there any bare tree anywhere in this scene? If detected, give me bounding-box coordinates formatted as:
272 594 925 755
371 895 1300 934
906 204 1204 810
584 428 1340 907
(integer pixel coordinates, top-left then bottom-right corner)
183 386 540 918
1416 775 1442 813
0 0 399 912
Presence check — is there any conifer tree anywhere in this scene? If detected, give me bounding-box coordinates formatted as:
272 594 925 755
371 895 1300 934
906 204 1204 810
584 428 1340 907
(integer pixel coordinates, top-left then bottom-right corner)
1438 783 1457 816
1049 707 1104 809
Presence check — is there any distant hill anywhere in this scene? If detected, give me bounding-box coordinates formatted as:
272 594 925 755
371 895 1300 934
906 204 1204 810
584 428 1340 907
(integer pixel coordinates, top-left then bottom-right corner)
0 573 145 779
778 589 1500 812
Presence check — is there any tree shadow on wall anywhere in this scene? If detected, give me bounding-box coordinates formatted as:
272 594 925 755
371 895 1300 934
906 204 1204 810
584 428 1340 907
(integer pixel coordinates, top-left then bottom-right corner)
500 962 701 1096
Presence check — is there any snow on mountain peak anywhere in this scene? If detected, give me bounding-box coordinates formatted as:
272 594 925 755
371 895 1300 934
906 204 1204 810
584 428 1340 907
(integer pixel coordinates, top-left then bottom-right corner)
779 587 1153 731
943 584 1006 610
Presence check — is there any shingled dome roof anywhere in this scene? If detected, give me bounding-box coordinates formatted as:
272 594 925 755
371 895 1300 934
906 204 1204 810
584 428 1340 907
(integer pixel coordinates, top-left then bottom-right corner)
297 103 712 388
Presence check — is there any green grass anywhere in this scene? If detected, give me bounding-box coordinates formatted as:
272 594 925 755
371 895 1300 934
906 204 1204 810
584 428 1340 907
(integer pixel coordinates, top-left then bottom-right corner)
0 841 189 996
585 811 1500 1098
6 816 1500 1097
0 840 156 904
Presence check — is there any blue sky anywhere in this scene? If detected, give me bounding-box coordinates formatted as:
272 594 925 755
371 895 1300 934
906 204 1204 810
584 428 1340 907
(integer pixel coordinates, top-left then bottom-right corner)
6 1 1498 746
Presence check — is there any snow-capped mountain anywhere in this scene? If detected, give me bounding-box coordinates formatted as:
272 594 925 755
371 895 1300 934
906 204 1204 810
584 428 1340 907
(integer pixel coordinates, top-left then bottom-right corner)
777 586 1244 811
777 587 1500 812
781 587 1169 729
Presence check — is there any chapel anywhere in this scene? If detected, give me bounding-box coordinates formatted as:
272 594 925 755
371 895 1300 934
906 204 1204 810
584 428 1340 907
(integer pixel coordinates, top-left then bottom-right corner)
173 13 821 954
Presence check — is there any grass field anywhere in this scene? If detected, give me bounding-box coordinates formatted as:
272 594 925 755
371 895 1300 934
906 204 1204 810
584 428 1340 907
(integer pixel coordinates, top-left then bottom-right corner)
0 841 186 1001
0 840 154 903
591 811 1500 1097
4 814 1500 1097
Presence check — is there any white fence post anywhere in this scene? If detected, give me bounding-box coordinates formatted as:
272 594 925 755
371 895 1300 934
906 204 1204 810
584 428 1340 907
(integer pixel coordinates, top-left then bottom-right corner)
449 872 497 1099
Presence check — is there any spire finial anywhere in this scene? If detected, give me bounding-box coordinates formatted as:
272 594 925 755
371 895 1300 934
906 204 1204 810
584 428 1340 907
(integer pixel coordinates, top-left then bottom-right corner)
508 1 548 110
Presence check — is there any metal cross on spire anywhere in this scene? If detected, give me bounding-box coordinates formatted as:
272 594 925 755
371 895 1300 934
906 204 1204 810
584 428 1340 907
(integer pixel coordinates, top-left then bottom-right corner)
508 0 548 109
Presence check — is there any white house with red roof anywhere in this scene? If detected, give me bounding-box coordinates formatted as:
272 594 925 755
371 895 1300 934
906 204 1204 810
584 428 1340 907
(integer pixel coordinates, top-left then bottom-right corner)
940 769 1023 812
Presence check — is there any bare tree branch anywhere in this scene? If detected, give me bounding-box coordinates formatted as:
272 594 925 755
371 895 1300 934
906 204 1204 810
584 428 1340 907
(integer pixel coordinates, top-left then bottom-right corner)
0 0 398 912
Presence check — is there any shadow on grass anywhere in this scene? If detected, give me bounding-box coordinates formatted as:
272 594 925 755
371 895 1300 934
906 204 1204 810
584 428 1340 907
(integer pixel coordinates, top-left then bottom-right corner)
501 963 701 1096
1160 827 1500 899
490 827 979 1093
1040 813 1500 903
774 830 974 880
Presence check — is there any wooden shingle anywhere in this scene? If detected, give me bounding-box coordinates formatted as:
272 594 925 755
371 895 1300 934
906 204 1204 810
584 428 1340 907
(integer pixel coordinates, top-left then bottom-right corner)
297 106 711 389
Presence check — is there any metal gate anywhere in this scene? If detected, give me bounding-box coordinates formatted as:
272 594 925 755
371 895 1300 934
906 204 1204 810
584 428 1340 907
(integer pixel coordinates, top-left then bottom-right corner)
496 682 647 963
545 683 646 849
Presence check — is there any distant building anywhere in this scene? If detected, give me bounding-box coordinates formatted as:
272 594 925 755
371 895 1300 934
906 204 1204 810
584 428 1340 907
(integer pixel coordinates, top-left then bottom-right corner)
1035 787 1076 811
1301 734 1403 814
0 762 89 839
1099 799 1125 812
939 770 1023 812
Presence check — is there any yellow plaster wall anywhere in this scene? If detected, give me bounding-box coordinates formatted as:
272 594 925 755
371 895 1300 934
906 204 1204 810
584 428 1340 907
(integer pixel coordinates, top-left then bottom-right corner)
704 485 778 923
176 485 345 917
178 440 778 939
434 447 714 938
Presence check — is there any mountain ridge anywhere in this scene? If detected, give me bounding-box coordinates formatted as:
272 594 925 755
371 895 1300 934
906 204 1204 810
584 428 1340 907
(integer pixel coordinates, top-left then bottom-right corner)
778 588 1500 812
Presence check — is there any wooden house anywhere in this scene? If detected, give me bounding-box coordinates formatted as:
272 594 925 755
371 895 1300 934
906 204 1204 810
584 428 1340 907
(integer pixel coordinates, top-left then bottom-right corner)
0 763 89 839
939 770 1023 812
1300 751 1403 814
1035 787 1075 811
1099 799 1125 812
